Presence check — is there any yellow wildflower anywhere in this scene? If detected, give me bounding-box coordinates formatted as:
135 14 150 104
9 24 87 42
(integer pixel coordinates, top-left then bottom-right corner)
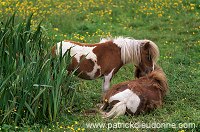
1 2 6 6
158 13 162 17
54 28 59 31
174 3 178 6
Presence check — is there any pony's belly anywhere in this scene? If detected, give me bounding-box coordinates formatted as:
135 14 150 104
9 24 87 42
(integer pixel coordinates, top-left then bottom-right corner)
76 71 101 80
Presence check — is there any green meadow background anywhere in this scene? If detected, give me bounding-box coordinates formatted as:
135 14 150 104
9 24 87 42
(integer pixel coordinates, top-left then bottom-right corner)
0 0 199 131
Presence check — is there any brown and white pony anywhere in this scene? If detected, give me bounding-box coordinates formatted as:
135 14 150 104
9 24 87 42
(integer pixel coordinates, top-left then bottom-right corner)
100 66 168 118
51 37 159 92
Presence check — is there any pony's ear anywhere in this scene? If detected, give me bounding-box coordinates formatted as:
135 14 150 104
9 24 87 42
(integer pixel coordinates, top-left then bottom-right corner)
143 41 150 50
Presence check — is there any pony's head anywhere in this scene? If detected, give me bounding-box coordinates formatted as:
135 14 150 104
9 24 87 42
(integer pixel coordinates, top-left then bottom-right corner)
135 40 159 78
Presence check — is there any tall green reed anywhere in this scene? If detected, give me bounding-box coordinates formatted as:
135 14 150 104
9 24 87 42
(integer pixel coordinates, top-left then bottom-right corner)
0 13 76 125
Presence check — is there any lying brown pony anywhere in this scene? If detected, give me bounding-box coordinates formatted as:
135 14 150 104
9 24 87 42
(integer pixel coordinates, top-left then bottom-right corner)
100 66 168 118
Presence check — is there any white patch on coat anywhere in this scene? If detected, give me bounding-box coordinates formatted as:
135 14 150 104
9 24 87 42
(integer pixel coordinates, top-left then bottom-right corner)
86 62 101 79
56 41 96 63
109 89 140 114
103 69 115 92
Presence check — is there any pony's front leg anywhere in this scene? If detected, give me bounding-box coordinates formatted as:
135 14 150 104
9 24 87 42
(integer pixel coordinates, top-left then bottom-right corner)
102 69 115 92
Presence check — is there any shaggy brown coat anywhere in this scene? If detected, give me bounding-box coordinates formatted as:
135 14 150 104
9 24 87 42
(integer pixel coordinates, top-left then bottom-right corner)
101 66 168 118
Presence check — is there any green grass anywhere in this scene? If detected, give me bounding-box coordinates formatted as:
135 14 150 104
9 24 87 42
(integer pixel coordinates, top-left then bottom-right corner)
0 0 200 131
0 13 76 126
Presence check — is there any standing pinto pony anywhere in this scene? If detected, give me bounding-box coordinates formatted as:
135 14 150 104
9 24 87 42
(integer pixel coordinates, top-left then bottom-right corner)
100 66 168 118
51 37 159 92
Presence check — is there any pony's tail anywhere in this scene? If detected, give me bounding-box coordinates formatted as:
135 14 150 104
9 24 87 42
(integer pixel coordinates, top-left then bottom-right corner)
102 101 126 118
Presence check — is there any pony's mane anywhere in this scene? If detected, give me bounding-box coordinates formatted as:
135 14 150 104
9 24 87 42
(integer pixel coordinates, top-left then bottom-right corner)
100 36 160 66
100 36 141 65
148 66 168 96
147 40 159 64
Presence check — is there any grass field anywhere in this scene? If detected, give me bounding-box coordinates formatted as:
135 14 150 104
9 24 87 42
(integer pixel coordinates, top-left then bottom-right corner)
0 0 200 131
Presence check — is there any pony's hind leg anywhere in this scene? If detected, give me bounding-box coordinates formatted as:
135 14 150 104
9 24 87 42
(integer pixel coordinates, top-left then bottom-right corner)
102 69 115 92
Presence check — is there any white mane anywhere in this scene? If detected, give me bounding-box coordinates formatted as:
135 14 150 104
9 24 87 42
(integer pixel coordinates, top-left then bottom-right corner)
100 36 143 66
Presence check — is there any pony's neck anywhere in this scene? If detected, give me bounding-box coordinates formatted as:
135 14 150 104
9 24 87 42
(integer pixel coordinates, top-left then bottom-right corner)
113 37 141 65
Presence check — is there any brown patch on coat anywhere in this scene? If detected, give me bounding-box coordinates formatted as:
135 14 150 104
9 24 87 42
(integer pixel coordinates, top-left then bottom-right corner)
68 55 95 80
92 41 123 76
102 66 168 116
109 100 120 108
